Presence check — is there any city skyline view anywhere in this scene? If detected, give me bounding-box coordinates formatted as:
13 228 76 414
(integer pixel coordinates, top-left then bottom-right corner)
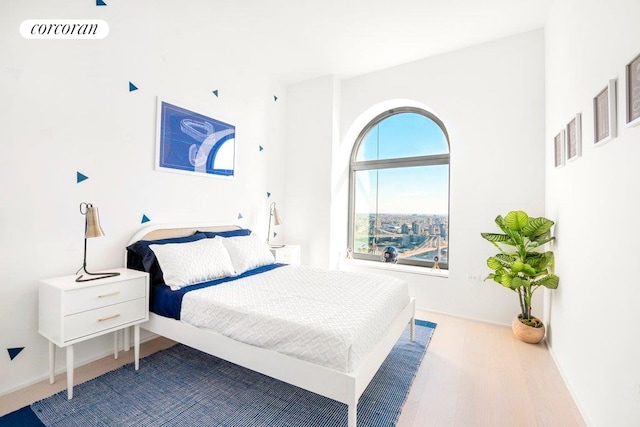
353 212 448 264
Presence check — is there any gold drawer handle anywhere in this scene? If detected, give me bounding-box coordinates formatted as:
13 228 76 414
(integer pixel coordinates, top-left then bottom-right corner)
98 291 120 298
98 313 120 322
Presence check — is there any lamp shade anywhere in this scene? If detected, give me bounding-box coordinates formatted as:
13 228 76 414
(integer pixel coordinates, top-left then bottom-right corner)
272 205 282 226
84 205 105 238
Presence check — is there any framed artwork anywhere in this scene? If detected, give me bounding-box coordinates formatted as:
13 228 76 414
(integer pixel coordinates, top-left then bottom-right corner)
554 130 565 168
593 79 617 146
566 113 582 162
626 52 640 127
156 98 236 178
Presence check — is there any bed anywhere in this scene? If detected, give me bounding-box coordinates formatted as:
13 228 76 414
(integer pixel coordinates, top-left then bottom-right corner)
125 223 416 427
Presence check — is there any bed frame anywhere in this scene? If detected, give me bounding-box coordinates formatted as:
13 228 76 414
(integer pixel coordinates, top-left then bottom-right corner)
126 223 416 427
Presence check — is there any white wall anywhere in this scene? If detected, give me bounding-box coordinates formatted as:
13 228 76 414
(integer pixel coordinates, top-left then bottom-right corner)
286 30 546 325
545 0 640 425
284 76 338 268
0 3 286 395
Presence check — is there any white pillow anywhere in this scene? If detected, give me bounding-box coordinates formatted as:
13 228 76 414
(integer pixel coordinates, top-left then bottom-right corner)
149 237 235 290
220 234 275 274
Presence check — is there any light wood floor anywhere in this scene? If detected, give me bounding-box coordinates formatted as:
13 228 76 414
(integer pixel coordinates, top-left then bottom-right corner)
0 311 586 426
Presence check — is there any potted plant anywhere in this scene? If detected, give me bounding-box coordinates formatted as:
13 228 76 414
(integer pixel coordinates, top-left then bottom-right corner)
481 210 559 343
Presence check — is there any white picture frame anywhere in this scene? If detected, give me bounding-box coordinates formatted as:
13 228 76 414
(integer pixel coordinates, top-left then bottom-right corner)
554 130 565 168
593 79 617 147
626 52 640 128
566 113 582 162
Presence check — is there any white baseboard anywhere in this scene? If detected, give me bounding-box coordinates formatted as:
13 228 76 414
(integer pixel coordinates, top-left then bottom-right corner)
415 305 511 328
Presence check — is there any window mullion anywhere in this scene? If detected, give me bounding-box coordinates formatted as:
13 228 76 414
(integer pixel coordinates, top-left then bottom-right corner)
352 154 450 171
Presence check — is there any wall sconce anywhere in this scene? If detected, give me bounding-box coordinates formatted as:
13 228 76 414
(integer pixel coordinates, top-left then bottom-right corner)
267 202 284 248
76 202 120 282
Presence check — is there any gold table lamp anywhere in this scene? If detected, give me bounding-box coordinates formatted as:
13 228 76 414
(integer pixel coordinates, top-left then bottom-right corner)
76 202 120 282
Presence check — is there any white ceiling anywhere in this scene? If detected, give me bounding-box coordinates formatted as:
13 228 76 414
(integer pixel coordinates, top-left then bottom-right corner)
194 0 553 85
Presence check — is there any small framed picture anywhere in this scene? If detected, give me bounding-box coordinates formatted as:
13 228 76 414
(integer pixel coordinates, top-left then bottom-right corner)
554 130 565 168
566 113 582 162
626 52 640 127
593 79 617 146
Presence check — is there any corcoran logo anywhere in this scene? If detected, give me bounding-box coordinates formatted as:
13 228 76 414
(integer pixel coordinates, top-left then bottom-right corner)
20 19 109 39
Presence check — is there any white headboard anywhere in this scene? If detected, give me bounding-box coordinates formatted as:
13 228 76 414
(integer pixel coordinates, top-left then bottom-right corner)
125 222 243 266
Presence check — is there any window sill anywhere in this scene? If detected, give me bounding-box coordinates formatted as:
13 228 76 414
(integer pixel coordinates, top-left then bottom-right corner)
338 258 449 278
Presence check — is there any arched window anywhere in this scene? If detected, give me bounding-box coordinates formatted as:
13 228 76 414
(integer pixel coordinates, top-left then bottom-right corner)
348 107 450 269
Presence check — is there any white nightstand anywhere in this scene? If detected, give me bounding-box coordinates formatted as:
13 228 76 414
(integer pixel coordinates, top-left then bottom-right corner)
38 268 149 399
270 245 301 265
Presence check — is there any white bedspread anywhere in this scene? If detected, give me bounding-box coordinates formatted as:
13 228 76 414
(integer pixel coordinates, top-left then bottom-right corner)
181 265 410 373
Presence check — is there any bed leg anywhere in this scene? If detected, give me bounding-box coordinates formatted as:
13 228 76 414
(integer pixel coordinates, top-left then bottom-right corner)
348 402 357 427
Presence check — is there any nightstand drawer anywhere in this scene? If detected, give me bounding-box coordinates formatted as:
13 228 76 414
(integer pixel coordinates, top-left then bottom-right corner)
270 245 301 265
63 298 146 342
277 251 296 263
64 277 146 315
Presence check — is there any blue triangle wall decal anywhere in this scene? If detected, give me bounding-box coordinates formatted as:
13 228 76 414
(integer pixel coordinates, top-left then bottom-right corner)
212 90 219 97
96 0 107 5
129 82 138 92
266 192 271 198
76 171 88 183
273 95 278 101
141 214 150 223
259 145 264 151
7 347 24 361
273 232 278 239
237 213 243 219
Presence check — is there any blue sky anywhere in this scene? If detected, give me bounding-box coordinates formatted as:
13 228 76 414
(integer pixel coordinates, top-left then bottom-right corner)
355 113 449 215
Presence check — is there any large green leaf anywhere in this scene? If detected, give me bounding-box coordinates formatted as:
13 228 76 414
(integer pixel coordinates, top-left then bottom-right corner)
534 274 559 289
490 272 509 287
522 217 554 238
510 276 526 290
545 251 555 271
487 257 503 270
529 251 552 267
495 253 517 263
504 211 529 231
530 235 555 247
525 252 548 270
487 254 517 272
522 264 537 276
480 232 513 244
503 223 524 247
500 274 514 289
494 215 523 247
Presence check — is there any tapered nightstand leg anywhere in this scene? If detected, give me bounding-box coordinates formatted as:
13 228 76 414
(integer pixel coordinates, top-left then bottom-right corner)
134 324 140 370
114 330 119 359
66 345 74 399
48 341 55 384
124 326 130 351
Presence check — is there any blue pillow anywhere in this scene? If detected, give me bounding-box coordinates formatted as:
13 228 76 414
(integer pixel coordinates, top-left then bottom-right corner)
199 228 252 238
126 232 207 286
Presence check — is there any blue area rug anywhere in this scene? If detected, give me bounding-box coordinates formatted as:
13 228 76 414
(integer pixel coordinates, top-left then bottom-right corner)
1 320 435 427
